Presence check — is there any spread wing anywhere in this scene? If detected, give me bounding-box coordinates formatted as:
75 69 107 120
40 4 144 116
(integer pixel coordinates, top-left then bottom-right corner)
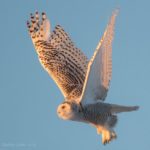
80 10 118 105
27 12 88 101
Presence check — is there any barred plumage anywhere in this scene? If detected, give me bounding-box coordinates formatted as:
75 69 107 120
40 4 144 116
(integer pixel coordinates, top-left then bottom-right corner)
82 103 118 128
27 12 88 101
83 103 112 125
27 10 139 145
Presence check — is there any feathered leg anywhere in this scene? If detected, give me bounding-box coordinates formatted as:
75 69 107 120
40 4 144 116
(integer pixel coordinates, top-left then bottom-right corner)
96 125 117 145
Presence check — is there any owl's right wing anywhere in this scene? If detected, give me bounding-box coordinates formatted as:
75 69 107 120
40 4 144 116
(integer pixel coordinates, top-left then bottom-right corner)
27 12 88 101
80 10 118 106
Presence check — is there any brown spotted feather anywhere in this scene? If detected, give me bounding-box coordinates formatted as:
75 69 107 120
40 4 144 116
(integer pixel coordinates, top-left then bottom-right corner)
27 12 88 101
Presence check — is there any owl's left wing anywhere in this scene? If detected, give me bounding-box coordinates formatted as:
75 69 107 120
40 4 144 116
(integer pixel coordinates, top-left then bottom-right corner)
80 10 118 105
27 12 88 101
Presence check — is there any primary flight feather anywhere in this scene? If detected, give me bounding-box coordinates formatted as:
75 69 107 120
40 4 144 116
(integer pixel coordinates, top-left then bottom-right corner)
27 10 139 145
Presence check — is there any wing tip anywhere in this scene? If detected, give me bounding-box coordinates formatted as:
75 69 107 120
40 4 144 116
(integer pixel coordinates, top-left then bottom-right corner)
113 8 120 16
27 12 51 43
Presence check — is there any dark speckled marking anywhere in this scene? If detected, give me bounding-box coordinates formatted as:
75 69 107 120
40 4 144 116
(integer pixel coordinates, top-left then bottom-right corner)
27 12 89 100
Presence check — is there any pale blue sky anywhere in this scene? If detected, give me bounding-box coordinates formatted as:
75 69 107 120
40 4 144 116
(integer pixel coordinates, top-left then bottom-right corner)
0 0 150 149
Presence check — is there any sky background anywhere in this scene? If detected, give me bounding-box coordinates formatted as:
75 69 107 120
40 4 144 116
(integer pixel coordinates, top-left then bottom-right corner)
0 0 150 150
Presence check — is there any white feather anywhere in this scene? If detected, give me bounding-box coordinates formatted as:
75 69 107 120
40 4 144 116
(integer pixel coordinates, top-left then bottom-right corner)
80 10 118 105
43 19 51 40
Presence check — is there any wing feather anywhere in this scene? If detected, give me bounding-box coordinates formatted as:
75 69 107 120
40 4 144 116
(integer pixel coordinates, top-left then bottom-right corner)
80 10 118 105
27 12 88 101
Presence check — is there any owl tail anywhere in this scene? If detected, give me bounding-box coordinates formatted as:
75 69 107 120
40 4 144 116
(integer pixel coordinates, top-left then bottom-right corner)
110 104 139 114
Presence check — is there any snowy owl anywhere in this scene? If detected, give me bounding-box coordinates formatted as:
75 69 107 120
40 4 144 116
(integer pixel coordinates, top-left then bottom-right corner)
27 10 139 145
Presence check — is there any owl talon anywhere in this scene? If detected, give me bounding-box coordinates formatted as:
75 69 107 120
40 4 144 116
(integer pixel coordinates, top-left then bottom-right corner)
110 131 117 140
103 139 110 145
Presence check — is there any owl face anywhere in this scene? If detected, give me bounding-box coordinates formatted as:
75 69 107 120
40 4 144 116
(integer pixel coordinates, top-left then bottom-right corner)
57 102 75 120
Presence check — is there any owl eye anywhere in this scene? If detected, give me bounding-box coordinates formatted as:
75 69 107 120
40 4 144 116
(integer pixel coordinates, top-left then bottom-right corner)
61 105 66 109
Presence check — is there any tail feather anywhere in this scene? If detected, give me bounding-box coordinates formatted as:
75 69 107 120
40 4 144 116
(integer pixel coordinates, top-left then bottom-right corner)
110 104 139 114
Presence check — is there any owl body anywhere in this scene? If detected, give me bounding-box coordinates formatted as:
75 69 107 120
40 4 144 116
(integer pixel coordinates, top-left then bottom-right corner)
82 102 115 126
57 101 137 126
27 10 139 145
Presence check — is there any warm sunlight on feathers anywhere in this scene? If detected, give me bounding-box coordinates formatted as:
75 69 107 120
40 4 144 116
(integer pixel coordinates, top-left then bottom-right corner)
27 9 139 145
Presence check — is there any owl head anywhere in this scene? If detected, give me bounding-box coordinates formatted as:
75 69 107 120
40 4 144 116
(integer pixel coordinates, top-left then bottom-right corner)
57 101 79 120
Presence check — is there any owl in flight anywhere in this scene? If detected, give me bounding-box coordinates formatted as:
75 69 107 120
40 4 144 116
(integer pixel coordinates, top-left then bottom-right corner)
27 10 139 145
